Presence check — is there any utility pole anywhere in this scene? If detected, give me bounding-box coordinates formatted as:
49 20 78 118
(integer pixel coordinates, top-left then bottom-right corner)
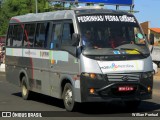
35 0 38 13
0 0 2 8
116 5 119 10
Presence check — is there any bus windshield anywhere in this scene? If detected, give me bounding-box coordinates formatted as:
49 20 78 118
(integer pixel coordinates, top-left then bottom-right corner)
77 14 150 55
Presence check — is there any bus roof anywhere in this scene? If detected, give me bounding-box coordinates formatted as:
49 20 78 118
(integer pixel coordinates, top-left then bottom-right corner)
9 8 132 23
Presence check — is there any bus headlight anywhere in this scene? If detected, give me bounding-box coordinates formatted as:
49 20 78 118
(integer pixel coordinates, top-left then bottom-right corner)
90 73 96 79
142 73 148 79
82 73 103 80
147 72 153 77
142 72 153 79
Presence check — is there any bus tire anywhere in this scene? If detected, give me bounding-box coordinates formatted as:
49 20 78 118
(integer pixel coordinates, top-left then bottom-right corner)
21 76 31 100
124 100 141 109
62 83 77 112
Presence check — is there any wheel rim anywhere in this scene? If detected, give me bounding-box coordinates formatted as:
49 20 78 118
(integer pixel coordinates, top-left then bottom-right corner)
22 84 27 96
64 88 73 107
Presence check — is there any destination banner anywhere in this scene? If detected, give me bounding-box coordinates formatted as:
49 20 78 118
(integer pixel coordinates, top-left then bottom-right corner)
63 0 133 5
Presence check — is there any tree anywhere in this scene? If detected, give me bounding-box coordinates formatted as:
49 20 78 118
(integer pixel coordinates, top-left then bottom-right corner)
0 0 50 35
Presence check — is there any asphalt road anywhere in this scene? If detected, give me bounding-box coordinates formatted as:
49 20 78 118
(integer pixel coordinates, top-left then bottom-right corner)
0 72 160 120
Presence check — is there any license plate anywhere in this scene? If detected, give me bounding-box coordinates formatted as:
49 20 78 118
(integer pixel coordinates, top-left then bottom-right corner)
118 86 134 92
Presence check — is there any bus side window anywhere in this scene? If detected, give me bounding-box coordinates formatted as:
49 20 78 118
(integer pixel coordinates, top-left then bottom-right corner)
12 24 23 47
23 23 36 48
50 23 61 49
6 25 14 47
61 23 74 46
35 22 49 48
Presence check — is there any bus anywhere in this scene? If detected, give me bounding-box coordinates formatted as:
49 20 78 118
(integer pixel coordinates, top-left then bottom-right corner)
5 6 153 111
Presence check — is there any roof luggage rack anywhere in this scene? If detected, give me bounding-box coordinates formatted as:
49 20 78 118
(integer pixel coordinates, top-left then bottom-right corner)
72 6 104 10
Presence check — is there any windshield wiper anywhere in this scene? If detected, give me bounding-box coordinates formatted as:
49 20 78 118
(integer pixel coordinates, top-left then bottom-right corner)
117 48 147 58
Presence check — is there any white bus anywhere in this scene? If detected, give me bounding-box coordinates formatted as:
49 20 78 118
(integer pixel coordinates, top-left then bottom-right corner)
6 7 153 111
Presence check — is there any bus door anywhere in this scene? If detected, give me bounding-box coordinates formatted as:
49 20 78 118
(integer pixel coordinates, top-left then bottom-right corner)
49 20 79 98
49 22 62 97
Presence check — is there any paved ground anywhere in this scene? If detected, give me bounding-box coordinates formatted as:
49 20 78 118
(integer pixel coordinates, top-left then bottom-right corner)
154 68 160 80
0 70 160 120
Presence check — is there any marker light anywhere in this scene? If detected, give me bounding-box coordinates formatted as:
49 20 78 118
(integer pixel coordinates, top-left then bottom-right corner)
147 86 151 92
51 59 55 64
90 88 95 94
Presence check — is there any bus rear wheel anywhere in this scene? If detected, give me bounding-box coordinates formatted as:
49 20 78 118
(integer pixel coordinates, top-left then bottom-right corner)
62 83 77 112
21 77 31 100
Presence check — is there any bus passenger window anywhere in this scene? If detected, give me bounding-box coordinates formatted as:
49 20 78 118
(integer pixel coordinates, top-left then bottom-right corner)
35 22 49 48
62 23 74 46
12 25 23 47
23 24 36 48
6 25 14 46
50 24 61 49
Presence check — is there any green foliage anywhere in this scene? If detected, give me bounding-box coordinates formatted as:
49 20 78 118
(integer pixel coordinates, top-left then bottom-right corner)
0 0 50 35
51 2 64 10
0 0 77 35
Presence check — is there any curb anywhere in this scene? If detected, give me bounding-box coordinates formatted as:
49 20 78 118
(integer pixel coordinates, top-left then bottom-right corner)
0 63 5 72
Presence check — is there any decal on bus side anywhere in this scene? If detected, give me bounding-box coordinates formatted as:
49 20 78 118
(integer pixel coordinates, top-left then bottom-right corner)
6 48 69 62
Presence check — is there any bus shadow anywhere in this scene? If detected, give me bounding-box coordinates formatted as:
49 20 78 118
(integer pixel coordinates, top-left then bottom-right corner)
12 92 160 115
76 101 160 115
12 92 64 109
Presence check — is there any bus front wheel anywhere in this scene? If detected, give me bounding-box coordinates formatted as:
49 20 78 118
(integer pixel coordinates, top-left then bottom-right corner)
62 83 77 112
21 77 31 100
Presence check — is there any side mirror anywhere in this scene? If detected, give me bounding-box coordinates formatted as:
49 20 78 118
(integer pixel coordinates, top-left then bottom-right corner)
72 33 80 46
60 33 80 57
150 34 154 45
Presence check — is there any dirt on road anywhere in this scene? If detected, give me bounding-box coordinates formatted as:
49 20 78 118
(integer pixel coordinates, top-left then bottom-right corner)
154 71 160 80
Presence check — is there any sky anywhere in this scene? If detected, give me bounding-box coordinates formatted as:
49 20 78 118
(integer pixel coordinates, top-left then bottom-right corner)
134 0 160 28
100 0 160 28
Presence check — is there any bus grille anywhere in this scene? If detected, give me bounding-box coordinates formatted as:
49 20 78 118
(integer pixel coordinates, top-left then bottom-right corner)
106 73 141 82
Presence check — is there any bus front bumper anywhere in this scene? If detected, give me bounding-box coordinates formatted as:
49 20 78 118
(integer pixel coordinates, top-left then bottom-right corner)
80 75 153 102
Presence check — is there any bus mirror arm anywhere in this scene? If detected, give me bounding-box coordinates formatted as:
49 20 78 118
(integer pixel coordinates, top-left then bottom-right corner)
150 34 155 45
61 46 78 57
72 33 80 46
